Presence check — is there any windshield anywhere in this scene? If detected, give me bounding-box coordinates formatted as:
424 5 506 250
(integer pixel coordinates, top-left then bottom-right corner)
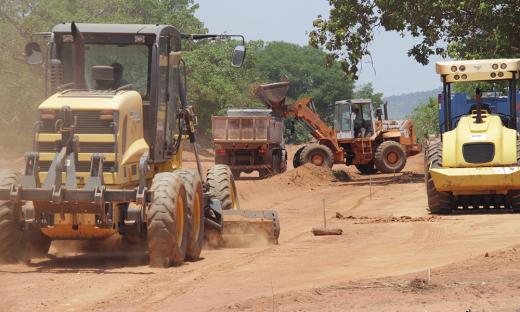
59 43 151 97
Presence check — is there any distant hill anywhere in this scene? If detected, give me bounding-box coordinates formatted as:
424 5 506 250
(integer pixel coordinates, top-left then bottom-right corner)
383 87 442 119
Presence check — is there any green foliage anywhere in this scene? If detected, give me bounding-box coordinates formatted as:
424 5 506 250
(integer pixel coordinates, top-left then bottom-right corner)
283 116 310 145
406 96 439 143
308 1 520 78
256 41 355 117
354 83 383 108
183 39 261 146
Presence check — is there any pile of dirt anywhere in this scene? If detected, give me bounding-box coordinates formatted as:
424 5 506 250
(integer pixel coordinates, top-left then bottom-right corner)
336 212 441 224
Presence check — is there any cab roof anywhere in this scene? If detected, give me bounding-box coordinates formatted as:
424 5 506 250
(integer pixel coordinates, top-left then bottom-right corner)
52 23 181 37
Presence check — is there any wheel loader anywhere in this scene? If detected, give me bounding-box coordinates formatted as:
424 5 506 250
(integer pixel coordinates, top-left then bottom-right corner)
426 58 520 213
0 22 279 267
253 76 422 173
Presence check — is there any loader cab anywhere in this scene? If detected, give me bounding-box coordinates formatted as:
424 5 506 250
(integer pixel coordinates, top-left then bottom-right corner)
334 99 375 139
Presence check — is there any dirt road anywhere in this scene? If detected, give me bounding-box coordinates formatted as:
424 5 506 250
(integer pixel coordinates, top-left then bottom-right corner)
2 145 520 311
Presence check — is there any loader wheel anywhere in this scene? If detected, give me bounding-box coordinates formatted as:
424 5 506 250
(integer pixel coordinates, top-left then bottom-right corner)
355 163 378 174
207 165 240 211
299 143 334 168
293 146 306 169
0 170 26 263
511 141 520 212
147 172 188 267
374 141 407 173
425 143 452 214
176 169 204 261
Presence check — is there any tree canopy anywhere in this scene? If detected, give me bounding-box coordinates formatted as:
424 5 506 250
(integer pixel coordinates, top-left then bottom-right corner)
256 41 355 116
308 1 520 79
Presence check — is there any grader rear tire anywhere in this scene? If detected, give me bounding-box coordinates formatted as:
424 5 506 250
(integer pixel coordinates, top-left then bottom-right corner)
207 165 240 211
425 143 452 214
0 170 26 263
374 141 407 173
147 172 188 267
176 169 204 261
293 146 306 169
299 143 334 168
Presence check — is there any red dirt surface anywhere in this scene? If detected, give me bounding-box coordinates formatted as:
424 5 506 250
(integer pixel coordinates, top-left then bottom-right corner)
2 144 520 311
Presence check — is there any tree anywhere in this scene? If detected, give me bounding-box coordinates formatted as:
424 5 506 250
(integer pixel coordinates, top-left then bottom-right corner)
308 1 520 79
256 41 355 116
354 83 383 108
406 96 439 143
183 40 262 146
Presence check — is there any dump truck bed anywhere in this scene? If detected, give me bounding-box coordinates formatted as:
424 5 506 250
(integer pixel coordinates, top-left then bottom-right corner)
212 115 283 145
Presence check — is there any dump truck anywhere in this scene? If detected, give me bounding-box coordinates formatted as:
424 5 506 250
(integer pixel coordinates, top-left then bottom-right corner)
253 76 422 174
0 22 279 267
426 58 520 214
212 108 287 178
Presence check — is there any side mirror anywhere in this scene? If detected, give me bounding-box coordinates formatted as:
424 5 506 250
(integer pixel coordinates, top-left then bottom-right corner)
231 45 246 67
25 42 42 65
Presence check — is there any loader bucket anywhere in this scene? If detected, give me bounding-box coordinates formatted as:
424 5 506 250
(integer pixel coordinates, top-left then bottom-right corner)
253 75 290 109
221 209 280 246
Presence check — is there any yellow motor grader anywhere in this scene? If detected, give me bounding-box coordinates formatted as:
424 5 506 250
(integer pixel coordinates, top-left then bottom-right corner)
0 23 279 267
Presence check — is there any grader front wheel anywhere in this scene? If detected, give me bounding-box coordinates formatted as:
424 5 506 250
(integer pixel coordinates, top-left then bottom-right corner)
176 169 204 261
207 165 240 211
147 172 188 267
0 170 26 263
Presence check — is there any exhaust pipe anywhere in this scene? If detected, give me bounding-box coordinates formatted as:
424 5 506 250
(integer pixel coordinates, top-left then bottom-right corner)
71 22 86 90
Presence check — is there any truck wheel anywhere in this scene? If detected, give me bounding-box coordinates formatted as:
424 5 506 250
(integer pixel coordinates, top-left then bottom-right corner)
147 172 188 267
293 146 306 169
272 154 281 175
207 165 240 211
355 163 378 174
299 143 334 168
0 170 26 263
425 143 452 214
176 169 204 261
259 169 269 179
374 141 407 173
231 170 241 178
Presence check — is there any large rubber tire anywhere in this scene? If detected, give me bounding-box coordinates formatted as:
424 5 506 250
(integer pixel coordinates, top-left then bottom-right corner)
207 165 240 211
511 141 520 211
176 169 204 261
231 170 241 179
374 141 407 173
147 172 188 267
299 143 334 168
425 143 452 214
272 154 281 175
293 146 306 169
0 170 26 263
355 163 378 174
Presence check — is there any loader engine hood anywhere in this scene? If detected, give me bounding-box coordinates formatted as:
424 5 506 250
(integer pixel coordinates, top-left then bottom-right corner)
442 113 517 167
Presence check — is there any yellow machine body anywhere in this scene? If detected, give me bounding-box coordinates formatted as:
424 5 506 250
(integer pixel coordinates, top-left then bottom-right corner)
430 113 519 195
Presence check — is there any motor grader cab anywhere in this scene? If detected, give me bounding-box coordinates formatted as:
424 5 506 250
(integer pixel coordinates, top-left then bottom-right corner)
254 76 421 174
0 23 279 267
426 58 520 214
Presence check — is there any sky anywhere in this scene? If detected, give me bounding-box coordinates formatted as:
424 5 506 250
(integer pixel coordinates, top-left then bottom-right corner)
193 0 448 98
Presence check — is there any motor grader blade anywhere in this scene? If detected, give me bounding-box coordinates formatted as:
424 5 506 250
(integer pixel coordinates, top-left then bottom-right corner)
221 210 280 246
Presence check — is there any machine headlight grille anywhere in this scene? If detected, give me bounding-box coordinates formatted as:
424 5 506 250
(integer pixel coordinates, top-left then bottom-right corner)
462 143 495 164
40 110 117 134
